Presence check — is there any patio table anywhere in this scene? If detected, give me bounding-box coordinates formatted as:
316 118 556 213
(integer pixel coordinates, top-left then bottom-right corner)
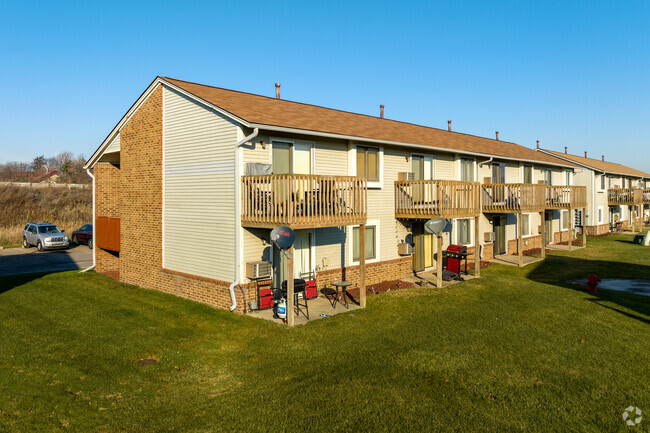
331 281 352 309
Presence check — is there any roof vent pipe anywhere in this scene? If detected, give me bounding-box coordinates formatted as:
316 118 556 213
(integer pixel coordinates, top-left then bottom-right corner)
536 140 540 149
495 131 499 141
584 151 588 158
602 155 605 162
448 120 452 131
275 83 281 99
380 105 384 118
564 147 567 154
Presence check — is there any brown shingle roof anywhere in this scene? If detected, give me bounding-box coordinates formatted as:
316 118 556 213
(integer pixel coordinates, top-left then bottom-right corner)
162 77 576 168
541 149 650 178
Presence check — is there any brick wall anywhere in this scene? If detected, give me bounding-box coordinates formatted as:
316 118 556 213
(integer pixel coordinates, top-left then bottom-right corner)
119 86 163 291
585 224 610 236
94 162 121 278
315 257 413 291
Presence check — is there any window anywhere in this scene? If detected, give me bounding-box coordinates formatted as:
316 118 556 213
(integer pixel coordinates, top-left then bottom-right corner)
460 158 474 181
522 214 530 236
491 163 505 183
600 174 606 191
598 207 603 224
542 169 552 186
272 141 291 174
356 146 379 182
457 219 471 245
353 225 376 261
523 165 533 184
565 171 572 186
561 211 569 230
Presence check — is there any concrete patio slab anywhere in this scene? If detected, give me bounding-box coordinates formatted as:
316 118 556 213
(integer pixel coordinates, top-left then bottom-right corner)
402 271 478 288
246 294 361 326
488 255 543 267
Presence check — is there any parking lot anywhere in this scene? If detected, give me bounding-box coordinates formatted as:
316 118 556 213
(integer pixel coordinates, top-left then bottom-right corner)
0 245 93 277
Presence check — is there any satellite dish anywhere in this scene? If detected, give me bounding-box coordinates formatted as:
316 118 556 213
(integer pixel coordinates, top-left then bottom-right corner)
424 218 448 236
270 226 296 249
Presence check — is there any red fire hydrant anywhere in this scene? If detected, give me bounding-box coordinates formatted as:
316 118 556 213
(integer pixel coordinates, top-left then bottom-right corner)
587 274 601 293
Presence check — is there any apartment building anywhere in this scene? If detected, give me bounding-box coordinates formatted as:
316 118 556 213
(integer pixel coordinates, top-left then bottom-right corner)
537 148 650 234
85 77 585 314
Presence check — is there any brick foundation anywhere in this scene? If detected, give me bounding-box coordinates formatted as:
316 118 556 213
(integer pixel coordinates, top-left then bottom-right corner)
315 257 413 291
585 224 610 236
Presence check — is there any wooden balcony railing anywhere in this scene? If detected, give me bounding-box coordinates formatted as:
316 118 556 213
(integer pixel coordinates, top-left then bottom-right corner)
545 185 587 209
608 188 645 205
241 175 367 229
482 183 546 213
395 180 481 218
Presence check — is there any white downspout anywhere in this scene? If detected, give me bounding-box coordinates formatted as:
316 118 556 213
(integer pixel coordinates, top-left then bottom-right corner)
478 156 493 167
80 168 96 273
229 127 259 311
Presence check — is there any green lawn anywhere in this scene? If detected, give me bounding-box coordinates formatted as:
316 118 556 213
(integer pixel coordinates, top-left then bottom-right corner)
1 235 649 432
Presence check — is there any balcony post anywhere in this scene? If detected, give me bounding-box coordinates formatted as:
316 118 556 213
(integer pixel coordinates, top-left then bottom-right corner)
568 207 573 252
359 223 366 309
582 207 587 247
287 245 294 327
474 215 480 277
437 235 443 288
517 212 523 267
540 211 546 259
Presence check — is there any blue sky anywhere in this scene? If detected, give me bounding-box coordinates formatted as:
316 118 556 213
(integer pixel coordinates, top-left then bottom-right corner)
1 0 648 171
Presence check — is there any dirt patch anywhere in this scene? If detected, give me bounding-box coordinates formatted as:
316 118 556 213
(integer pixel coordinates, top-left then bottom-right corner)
344 279 415 299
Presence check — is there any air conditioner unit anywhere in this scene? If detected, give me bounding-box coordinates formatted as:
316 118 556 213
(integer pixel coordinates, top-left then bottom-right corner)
398 172 415 181
484 232 495 242
398 242 414 256
246 261 272 280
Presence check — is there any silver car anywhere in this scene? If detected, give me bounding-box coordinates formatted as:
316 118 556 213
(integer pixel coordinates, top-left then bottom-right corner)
22 222 70 251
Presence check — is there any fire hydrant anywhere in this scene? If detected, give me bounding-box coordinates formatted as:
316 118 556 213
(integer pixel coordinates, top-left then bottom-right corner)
587 273 601 293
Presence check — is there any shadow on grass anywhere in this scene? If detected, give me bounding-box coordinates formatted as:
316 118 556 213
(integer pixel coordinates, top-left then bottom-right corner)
0 272 48 295
527 255 650 324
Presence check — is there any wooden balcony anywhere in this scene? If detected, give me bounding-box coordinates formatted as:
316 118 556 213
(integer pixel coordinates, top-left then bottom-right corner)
394 180 481 219
607 188 647 205
482 183 546 213
545 185 587 209
241 175 367 229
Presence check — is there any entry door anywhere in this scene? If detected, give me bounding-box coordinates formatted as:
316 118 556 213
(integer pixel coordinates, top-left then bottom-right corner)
545 211 553 244
413 223 435 272
493 216 506 256
293 143 312 175
273 231 312 289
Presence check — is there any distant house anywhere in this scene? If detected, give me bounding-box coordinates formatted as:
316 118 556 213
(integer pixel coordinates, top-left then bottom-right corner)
0 169 60 184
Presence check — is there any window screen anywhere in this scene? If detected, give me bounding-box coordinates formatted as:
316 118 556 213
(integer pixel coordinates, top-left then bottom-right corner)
356 146 379 181
353 225 376 261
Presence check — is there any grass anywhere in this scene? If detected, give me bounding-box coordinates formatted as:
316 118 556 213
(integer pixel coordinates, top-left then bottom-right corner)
0 235 649 432
0 185 90 246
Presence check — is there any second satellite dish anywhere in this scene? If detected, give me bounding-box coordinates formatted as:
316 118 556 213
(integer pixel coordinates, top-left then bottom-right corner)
424 218 448 236
270 226 296 249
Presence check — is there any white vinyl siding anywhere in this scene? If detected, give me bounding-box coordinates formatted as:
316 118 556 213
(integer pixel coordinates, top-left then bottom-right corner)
435 154 454 180
105 133 120 153
162 86 239 281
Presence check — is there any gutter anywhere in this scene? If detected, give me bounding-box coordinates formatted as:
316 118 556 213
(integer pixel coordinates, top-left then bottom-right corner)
249 123 577 169
79 168 96 273
229 127 259 311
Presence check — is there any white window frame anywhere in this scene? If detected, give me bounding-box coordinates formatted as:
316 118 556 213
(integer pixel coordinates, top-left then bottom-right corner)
348 219 381 265
598 174 606 192
270 138 315 174
348 144 383 189
561 210 570 231
564 170 573 186
458 156 476 182
597 206 604 225
522 165 533 184
455 218 473 246
522 213 533 237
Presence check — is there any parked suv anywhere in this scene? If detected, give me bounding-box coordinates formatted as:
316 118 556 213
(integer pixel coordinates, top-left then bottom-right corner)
22 222 70 251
